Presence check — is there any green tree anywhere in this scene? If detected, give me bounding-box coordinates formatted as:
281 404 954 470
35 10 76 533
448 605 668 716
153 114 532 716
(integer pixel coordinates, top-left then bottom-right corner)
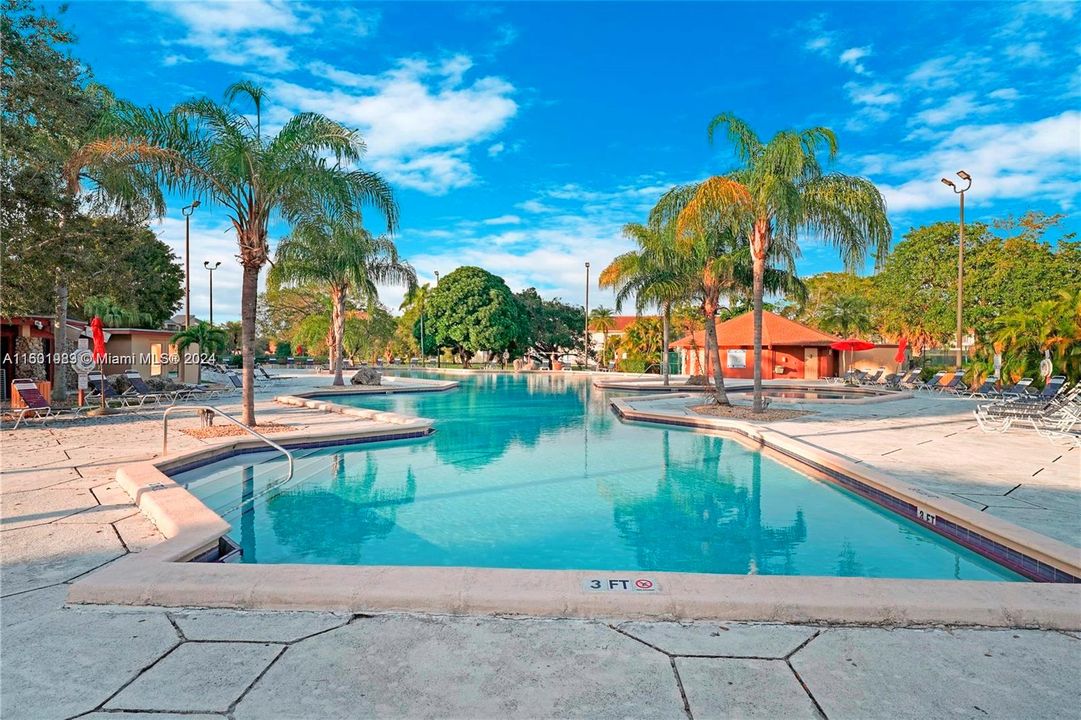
602 222 689 386
272 217 414 385
73 82 398 425
171 322 227 384
3 2 167 400
515 288 584 368
400 283 434 358
426 267 527 367
789 272 875 329
873 222 988 353
817 295 872 338
677 114 890 411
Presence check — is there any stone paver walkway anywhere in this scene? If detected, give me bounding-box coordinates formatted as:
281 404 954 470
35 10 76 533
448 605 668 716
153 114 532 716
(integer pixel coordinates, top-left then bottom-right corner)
2 372 1080 719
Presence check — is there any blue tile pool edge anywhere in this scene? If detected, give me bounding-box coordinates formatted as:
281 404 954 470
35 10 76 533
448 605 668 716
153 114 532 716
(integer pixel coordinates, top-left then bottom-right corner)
610 400 1080 584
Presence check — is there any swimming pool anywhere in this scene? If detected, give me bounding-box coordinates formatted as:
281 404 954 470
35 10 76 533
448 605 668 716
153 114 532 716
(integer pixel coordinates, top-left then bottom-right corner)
172 372 1021 580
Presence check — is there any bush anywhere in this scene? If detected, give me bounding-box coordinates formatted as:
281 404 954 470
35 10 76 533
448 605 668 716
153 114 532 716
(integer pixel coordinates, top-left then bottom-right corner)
274 342 291 361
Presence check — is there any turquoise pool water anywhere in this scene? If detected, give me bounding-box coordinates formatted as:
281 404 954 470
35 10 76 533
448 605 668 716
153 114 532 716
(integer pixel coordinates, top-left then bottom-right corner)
173 372 1022 580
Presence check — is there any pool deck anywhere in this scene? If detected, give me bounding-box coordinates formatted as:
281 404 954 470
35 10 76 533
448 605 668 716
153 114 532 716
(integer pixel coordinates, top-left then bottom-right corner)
3 370 1080 718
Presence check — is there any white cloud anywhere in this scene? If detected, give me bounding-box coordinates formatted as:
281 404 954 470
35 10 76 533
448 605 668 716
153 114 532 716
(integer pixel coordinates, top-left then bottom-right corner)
911 93 996 127
1005 41 1048 65
845 82 901 107
487 141 505 157
270 56 517 194
989 87 1021 101
482 215 522 225
868 111 1081 213
150 0 379 74
839 46 872 75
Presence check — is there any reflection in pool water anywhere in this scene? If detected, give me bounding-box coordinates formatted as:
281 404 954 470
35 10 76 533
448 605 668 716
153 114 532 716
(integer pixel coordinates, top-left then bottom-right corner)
173 372 1021 580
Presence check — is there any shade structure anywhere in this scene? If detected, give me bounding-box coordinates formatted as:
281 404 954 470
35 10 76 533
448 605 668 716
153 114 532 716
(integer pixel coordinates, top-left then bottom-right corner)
830 338 875 352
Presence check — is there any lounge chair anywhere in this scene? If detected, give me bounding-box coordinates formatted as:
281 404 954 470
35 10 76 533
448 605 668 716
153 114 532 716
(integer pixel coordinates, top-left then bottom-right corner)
4 379 84 428
912 370 946 392
975 385 1080 435
858 369 883 386
1000 378 1035 398
936 373 969 394
964 376 999 398
895 369 922 388
122 370 171 405
1020 375 1067 403
87 372 146 407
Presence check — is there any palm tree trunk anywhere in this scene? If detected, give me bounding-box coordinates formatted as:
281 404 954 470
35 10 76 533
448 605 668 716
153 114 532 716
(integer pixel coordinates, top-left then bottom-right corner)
751 250 766 413
662 303 670 387
703 305 729 405
331 286 346 386
240 263 259 426
52 280 69 402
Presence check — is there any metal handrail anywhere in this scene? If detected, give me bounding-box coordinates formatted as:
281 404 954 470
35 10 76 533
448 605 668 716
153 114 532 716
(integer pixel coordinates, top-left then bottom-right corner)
162 405 294 482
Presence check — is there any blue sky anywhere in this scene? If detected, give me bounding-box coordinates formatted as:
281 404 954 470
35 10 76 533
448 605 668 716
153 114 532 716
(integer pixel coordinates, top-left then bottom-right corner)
56 1 1080 321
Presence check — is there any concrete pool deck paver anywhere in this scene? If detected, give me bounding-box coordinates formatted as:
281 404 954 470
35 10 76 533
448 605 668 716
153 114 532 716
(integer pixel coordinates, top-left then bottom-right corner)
3 369 1081 718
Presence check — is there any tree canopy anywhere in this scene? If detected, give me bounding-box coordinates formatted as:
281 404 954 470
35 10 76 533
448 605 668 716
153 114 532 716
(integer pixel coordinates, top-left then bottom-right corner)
425 267 528 365
514 287 584 364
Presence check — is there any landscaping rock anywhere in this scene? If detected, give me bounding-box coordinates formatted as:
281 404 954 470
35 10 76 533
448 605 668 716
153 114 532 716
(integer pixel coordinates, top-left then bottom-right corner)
350 367 382 386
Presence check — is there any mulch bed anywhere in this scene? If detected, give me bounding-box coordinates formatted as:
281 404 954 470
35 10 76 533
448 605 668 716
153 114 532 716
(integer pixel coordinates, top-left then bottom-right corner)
180 423 295 439
690 404 810 422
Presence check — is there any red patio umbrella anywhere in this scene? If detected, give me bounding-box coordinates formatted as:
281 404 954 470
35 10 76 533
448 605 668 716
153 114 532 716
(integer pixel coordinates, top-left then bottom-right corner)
89 316 107 361
894 337 908 366
90 317 107 409
830 338 875 375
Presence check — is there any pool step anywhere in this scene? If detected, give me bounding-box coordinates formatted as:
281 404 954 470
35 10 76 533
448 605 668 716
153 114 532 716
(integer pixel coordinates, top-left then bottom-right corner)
176 448 326 516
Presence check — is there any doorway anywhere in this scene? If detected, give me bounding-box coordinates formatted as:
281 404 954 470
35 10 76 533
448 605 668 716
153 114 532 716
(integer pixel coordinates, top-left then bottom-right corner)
804 347 819 379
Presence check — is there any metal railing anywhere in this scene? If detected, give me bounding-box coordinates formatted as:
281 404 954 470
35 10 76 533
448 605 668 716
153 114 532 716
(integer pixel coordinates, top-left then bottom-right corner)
162 405 294 482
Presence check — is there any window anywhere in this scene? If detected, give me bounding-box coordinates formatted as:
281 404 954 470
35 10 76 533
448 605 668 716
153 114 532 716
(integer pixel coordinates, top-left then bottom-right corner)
726 349 747 368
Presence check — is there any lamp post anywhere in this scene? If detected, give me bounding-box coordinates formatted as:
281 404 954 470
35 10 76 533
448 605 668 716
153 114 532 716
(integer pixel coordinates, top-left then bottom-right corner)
203 261 221 326
940 171 971 369
433 271 439 368
182 201 200 329
583 262 590 371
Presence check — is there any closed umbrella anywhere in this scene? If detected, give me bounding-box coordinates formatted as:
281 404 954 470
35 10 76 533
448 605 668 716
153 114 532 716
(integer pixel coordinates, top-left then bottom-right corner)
894 338 908 372
90 317 108 411
830 338 875 375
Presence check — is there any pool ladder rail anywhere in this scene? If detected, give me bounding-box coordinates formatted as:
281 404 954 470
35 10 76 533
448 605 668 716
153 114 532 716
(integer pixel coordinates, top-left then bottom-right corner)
161 405 295 483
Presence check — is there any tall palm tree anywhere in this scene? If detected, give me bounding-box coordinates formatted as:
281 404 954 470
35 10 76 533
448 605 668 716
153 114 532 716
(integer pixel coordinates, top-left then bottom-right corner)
675 114 891 412
272 217 415 386
652 184 805 404
83 295 152 328
601 222 689 387
171 321 227 384
68 82 398 424
400 282 433 357
588 306 616 367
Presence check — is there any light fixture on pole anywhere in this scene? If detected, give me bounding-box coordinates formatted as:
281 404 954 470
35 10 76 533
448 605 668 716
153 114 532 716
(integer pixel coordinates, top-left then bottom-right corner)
203 261 221 326
182 200 201 329
583 262 590 371
940 171 972 369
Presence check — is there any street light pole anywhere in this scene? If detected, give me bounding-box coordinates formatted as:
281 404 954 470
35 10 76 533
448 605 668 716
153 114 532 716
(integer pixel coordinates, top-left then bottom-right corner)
203 261 221 326
940 171 972 369
433 272 439 368
181 201 200 329
583 262 590 371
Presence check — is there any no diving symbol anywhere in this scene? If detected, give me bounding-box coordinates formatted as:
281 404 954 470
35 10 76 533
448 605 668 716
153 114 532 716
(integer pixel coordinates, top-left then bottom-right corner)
634 578 653 590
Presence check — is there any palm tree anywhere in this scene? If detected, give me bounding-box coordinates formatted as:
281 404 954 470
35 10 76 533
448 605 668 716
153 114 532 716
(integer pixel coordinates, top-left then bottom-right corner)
601 222 689 387
588 306 616 367
272 216 415 386
69 82 398 424
83 296 152 327
400 282 433 358
651 184 805 404
171 321 227 384
818 294 873 338
675 114 891 411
